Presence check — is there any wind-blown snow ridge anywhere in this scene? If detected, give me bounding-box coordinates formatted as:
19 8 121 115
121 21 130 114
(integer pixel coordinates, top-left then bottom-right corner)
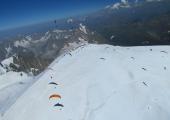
2 44 170 120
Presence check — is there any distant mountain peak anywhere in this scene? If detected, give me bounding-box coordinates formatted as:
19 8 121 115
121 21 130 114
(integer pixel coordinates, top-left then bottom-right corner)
67 18 73 24
105 0 164 10
105 0 130 10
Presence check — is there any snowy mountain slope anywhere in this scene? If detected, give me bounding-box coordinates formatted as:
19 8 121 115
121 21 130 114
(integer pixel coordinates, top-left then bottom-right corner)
0 57 30 90
0 75 33 116
2 44 170 120
0 57 34 116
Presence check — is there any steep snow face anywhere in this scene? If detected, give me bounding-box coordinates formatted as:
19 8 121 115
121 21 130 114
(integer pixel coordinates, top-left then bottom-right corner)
1 57 13 67
79 23 87 34
2 44 170 120
0 57 14 75
0 57 20 73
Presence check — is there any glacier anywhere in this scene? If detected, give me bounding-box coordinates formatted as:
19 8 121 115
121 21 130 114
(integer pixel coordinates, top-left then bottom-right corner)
1 44 170 120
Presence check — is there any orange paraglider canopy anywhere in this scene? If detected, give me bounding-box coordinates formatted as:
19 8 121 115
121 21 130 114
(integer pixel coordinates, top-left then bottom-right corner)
49 94 61 100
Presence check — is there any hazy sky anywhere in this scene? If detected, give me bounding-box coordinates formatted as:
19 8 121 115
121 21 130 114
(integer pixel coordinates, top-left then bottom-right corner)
0 0 120 30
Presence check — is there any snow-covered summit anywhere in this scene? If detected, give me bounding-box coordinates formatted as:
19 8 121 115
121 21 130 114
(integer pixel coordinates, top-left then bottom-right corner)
105 0 164 10
67 18 73 23
2 44 170 120
105 0 131 10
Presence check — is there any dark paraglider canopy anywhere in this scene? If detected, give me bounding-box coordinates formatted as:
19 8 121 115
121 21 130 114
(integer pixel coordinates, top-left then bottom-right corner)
54 103 64 107
49 82 58 86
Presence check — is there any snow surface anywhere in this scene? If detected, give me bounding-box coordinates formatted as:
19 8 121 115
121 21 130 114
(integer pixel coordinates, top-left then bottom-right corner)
0 71 30 91
2 44 170 120
0 72 33 116
0 57 34 116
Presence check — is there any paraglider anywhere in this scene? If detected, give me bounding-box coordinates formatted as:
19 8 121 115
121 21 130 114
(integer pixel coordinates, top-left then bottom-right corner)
54 103 64 107
142 68 147 71
142 82 148 87
54 20 57 28
20 73 23 76
49 94 61 100
160 51 168 54
131 57 135 60
49 82 58 86
48 77 64 110
54 20 57 24
68 53 72 56
100 58 105 60
164 66 167 70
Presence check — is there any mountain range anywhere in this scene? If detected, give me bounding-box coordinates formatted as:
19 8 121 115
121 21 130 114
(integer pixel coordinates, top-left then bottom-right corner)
1 0 170 119
0 0 170 75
